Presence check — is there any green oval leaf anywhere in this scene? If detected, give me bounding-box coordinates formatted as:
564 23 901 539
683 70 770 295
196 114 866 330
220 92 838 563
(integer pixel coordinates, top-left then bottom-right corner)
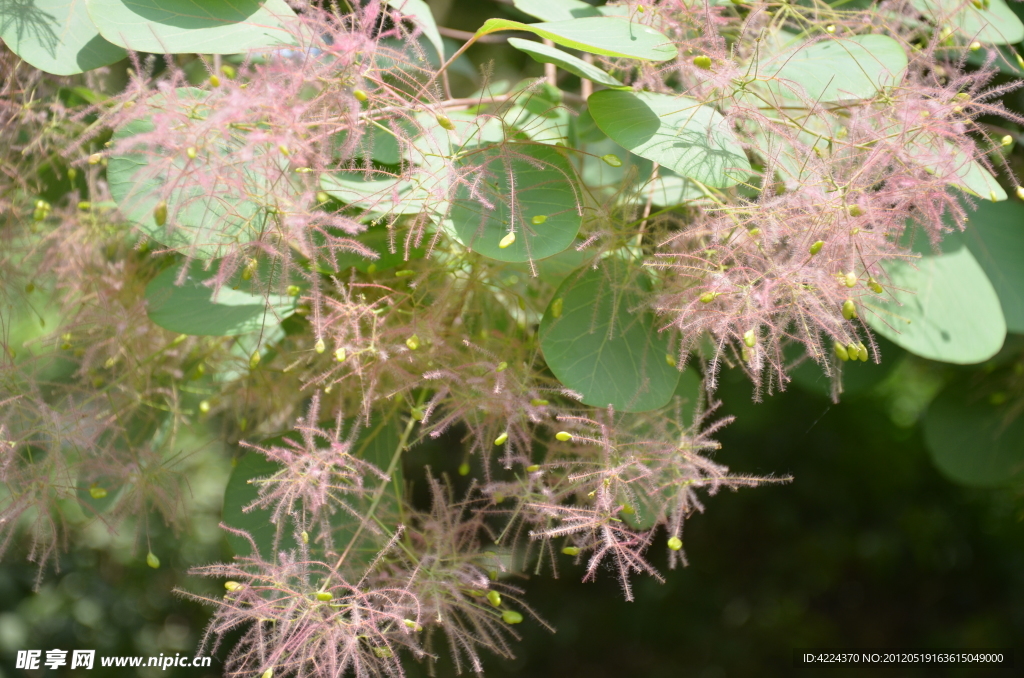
946 200 1024 333
511 0 623 22
759 35 908 102
864 246 1006 364
540 258 681 412
145 260 298 337
587 90 751 188
0 0 126 75
320 171 442 216
912 0 1024 45
508 38 626 88
924 379 1024 487
386 0 444 60
107 88 276 259
449 143 582 262
476 17 677 62
85 0 297 54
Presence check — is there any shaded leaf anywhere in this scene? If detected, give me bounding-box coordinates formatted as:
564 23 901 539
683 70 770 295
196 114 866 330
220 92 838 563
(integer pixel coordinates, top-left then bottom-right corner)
145 260 298 337
385 0 444 60
449 143 581 262
511 0 623 21
912 0 1024 45
540 258 681 412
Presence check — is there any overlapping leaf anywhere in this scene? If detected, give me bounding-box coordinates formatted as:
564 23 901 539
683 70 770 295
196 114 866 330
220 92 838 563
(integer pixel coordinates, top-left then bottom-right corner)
0 0 126 75
508 38 626 88
588 90 751 188
912 0 1024 45
476 17 677 61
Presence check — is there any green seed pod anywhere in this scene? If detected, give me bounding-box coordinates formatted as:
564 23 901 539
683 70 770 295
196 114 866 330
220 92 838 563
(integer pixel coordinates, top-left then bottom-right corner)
857 342 868 362
555 431 572 442
372 647 393 659
502 610 524 625
335 347 346 362
743 329 757 347
666 353 676 367
562 546 580 556
436 114 456 131
868 279 883 294
693 55 712 70
601 153 622 167
146 552 160 569
316 592 333 601
262 669 273 678
220 64 237 79
494 432 509 446
78 201 91 210
496 361 508 372
493 492 505 503
209 74 221 87
88 152 102 165
301 531 309 543
550 297 563 318
458 462 470 476
249 350 261 370
152 200 168 227
89 485 107 499
403 619 423 631
825 24 836 33
198 400 211 414
316 191 330 204
848 205 864 217
406 335 420 350
499 232 516 249
844 271 857 288
315 338 326 354
224 581 244 592
242 259 257 281
620 504 634 515
526 464 540 472
354 89 369 102
809 240 824 255
842 342 858 361
1017 186 1024 201
842 299 857 320
486 590 502 607
833 341 849 361
186 146 197 159
412 407 425 421
531 214 547 225
699 292 718 303
1002 135 1014 147
67 168 77 181
286 285 300 296
33 207 46 221
667 536 683 551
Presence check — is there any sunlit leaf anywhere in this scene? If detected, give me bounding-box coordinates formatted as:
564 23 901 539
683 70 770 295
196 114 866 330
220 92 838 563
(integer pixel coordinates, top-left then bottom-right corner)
587 90 751 188
912 0 1024 45
508 38 626 88
0 0 126 75
476 17 677 62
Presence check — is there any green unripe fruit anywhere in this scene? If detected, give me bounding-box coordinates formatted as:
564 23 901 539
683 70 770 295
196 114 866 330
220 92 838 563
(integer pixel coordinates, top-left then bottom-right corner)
353 89 368 102
842 299 857 320
186 146 197 159
846 343 859 361
531 214 547 225
412 407 425 421
315 338 325 354
601 153 622 167
868 279 884 294
530 399 549 406
667 536 683 551
209 74 221 87
88 152 102 165
525 464 540 472
301 531 309 543
743 329 757 347
372 647 393 658
498 232 516 249
693 55 712 70
224 581 244 592
502 610 524 624
496 361 508 372
316 592 333 601
699 292 718 303
494 432 508 446
89 485 107 499
335 347 346 362
844 271 857 288
550 297 563 318
146 552 160 569
848 204 864 217
486 590 502 607
262 669 273 678
249 350 261 370
403 619 422 631
67 167 77 181
555 431 572 442
857 342 868 362
436 114 456 130
220 64 236 79
562 546 580 556
316 191 329 204
833 341 849 361
809 240 824 255
286 285 300 296
458 462 470 476
406 335 420 350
